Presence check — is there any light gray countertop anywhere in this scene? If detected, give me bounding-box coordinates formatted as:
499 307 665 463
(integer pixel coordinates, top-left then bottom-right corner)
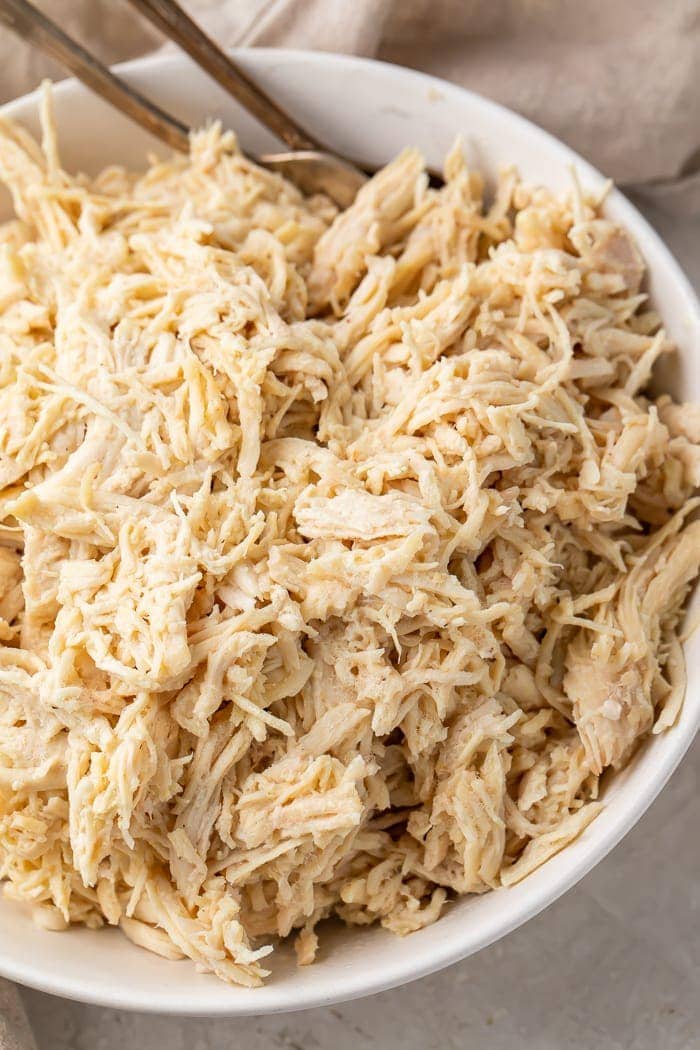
20 202 700 1050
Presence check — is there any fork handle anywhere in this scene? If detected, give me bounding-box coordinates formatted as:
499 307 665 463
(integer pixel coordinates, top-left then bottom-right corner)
0 0 190 152
125 0 322 153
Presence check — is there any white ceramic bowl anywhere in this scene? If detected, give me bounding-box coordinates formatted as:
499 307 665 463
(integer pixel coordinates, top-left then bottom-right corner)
1 49 698 1017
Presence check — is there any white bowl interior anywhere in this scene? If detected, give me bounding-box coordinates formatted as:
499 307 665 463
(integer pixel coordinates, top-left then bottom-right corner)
0 49 698 1016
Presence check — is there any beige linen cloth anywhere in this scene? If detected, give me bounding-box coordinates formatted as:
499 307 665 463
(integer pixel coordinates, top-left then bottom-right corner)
0 983 35 1050
0 1 698 1044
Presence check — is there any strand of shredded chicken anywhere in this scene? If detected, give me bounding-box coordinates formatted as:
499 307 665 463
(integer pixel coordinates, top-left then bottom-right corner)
0 93 699 986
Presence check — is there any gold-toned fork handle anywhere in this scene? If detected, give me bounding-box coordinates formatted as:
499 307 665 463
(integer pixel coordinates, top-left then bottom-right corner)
124 0 322 154
0 0 190 152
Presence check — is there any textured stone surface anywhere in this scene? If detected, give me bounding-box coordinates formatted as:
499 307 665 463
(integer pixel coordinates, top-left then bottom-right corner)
21 203 700 1050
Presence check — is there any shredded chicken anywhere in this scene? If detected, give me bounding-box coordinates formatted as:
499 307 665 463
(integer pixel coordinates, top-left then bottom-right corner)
0 93 698 986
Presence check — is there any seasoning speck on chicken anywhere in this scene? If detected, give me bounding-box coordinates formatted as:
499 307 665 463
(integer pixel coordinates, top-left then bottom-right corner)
0 90 698 986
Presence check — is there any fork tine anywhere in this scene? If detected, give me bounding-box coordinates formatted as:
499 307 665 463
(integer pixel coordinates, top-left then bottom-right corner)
124 0 322 153
0 0 190 153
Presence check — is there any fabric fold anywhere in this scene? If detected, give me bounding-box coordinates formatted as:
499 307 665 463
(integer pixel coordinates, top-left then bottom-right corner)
0 981 37 1050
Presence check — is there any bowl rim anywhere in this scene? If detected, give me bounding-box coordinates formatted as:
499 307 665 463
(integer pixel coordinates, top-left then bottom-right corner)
0 46 699 1016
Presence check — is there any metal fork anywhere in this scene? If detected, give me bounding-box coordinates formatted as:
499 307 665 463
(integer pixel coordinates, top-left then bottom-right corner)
0 0 369 207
